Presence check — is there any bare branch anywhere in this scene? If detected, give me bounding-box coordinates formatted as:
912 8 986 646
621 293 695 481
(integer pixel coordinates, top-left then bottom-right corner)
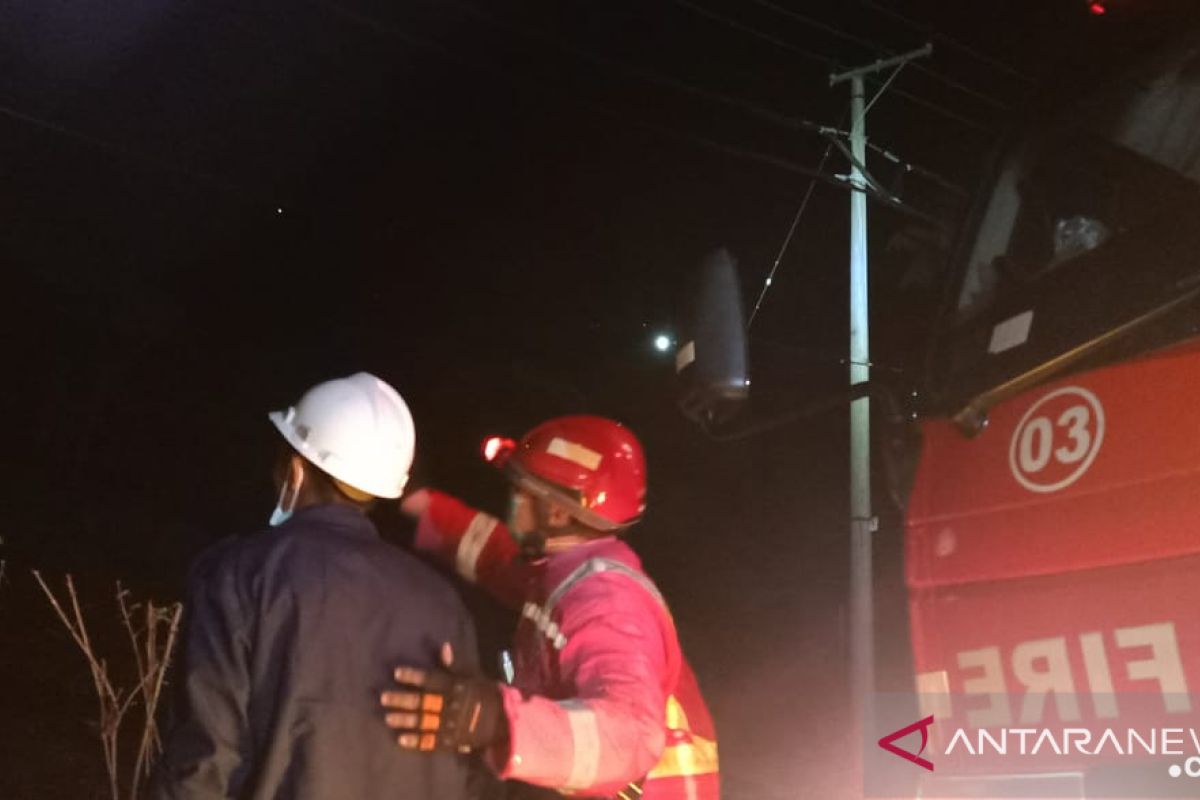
118 583 149 684
132 601 183 791
32 570 89 653
33 571 184 800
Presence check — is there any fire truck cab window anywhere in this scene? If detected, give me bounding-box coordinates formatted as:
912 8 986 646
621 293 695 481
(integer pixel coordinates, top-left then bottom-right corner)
956 133 1200 319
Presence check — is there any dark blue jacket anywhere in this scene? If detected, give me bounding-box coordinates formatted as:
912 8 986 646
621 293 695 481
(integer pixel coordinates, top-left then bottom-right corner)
152 504 478 799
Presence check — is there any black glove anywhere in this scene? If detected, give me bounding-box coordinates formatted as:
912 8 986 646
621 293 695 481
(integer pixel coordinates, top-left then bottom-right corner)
382 666 507 752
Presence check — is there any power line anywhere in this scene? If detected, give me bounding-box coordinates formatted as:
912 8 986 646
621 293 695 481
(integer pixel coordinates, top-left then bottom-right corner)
0 101 261 201
315 1 941 223
669 0 837 66
431 0 966 196
0 1 501 209
860 60 907 122
748 134 837 328
745 0 1013 111
880 81 990 133
825 133 899 203
666 0 994 133
859 0 1035 83
313 0 460 57
598 109 935 223
447 0 835 136
748 0 881 54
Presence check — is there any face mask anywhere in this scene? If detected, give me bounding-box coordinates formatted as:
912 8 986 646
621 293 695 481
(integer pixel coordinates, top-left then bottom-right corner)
505 492 523 533
269 471 304 527
507 492 547 561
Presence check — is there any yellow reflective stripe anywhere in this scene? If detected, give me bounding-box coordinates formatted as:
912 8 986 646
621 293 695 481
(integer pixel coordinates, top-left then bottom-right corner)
664 695 689 729
646 736 719 780
455 513 497 582
648 696 719 780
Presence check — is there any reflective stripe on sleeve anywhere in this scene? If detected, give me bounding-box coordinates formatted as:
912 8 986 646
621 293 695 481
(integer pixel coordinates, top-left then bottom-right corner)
455 513 498 582
561 699 601 791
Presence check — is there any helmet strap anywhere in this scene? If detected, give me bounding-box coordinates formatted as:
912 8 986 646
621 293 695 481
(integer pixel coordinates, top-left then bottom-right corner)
517 530 548 562
332 477 374 503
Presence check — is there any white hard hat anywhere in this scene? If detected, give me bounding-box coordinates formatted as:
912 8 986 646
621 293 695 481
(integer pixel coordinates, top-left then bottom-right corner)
268 372 415 499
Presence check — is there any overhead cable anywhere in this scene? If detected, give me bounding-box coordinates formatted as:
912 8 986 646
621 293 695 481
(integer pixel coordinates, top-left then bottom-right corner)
669 0 838 66
748 131 838 328
432 0 966 195
667 0 993 133
746 0 1013 111
315 1 940 224
0 101 257 200
860 61 907 122
859 0 1034 83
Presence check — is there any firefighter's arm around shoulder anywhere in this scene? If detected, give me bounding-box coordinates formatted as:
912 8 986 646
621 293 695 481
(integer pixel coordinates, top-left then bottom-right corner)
494 573 673 796
402 488 527 609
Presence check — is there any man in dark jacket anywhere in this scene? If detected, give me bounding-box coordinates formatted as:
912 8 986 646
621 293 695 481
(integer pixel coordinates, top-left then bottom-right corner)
153 372 478 799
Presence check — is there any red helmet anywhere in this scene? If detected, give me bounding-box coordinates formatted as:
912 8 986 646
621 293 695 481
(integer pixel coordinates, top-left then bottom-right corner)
482 415 646 531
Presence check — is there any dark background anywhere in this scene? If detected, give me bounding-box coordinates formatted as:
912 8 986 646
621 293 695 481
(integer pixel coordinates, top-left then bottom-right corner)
4 1 1199 797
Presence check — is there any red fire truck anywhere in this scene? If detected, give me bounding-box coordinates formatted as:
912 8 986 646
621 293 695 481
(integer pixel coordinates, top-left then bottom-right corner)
903 24 1200 798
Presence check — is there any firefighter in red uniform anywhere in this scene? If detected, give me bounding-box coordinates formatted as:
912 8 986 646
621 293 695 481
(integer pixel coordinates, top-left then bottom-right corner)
380 415 719 799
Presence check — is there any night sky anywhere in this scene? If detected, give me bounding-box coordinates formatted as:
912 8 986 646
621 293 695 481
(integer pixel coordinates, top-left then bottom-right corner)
6 1 1200 797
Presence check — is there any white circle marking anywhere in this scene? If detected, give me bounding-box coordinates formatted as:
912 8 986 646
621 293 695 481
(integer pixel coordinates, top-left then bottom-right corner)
1008 386 1105 493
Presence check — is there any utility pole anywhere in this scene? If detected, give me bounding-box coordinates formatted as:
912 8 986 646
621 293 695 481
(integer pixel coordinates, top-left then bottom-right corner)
829 43 930 795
